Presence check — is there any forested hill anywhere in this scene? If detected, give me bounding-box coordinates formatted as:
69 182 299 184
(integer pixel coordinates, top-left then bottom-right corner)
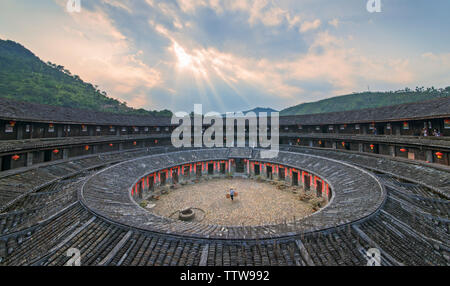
0 39 171 116
281 88 450 116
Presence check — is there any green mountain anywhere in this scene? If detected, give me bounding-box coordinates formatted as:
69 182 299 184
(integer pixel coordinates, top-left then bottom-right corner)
0 39 171 116
281 88 450 116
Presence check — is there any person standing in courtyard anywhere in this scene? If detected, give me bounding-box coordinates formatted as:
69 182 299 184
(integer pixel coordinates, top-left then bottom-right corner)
230 187 235 201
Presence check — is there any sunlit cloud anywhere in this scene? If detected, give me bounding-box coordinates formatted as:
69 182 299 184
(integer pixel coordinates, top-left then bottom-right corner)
1 0 449 112
300 19 321 33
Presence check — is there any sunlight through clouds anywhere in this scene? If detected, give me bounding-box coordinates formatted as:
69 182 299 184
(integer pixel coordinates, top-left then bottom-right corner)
1 0 449 112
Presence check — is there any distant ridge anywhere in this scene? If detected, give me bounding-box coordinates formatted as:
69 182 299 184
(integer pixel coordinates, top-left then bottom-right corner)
281 88 450 116
0 39 171 117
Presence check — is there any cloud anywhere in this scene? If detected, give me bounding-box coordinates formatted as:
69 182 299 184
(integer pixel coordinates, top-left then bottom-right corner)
3 0 450 112
299 19 321 33
328 18 339 28
45 2 163 108
101 0 133 13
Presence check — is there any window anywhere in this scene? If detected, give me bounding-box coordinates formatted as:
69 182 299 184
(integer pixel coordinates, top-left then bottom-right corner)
403 122 409 130
328 125 334 130
110 126 115 132
316 126 320 131
156 127 160 132
96 126 101 132
48 124 55 133
386 123 391 130
134 127 139 132
122 127 127 132
144 127 149 132
284 126 289 130
444 119 450 129
82 125 88 132
26 125 30 132
355 124 360 130
5 124 13 133
340 125 345 130
298 125 302 130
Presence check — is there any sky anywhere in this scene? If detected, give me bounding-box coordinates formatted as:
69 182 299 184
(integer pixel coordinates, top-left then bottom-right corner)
0 0 449 113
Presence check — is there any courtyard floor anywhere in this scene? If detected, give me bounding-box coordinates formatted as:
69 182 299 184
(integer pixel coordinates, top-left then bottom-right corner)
150 177 315 226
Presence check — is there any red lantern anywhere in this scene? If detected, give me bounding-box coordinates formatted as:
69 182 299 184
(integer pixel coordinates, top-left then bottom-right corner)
400 148 407 153
318 140 322 145
154 140 158 144
12 155 20 161
53 149 59 154
85 145 90 151
436 152 443 159
341 141 345 147
109 143 113 147
133 141 137 146
370 144 375 150
297 138 300 143
9 121 16 127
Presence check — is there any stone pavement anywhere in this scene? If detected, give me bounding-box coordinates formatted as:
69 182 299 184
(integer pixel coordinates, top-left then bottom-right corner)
151 178 313 226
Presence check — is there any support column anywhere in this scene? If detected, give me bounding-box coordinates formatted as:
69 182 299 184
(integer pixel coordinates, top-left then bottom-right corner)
298 170 304 187
358 143 363 153
190 164 196 178
119 143 124 151
93 145 99 154
389 145 396 157
309 140 313 147
17 126 24 140
322 180 326 198
26 152 33 167
286 168 292 185
167 170 173 185
332 142 337 149
249 162 255 177
202 162 208 176
261 163 266 179
63 149 69 160
425 150 433 163
155 172 160 187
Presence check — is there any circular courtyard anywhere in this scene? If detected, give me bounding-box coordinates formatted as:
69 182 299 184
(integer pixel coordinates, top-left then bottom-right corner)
149 177 324 226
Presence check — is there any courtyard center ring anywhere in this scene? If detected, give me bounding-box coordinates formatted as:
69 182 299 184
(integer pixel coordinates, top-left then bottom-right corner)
80 148 386 240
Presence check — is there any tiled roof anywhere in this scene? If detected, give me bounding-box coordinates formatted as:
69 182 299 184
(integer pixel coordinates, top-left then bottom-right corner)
1 96 450 126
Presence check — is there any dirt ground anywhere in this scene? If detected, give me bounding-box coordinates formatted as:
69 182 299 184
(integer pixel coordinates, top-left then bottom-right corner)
150 177 315 226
